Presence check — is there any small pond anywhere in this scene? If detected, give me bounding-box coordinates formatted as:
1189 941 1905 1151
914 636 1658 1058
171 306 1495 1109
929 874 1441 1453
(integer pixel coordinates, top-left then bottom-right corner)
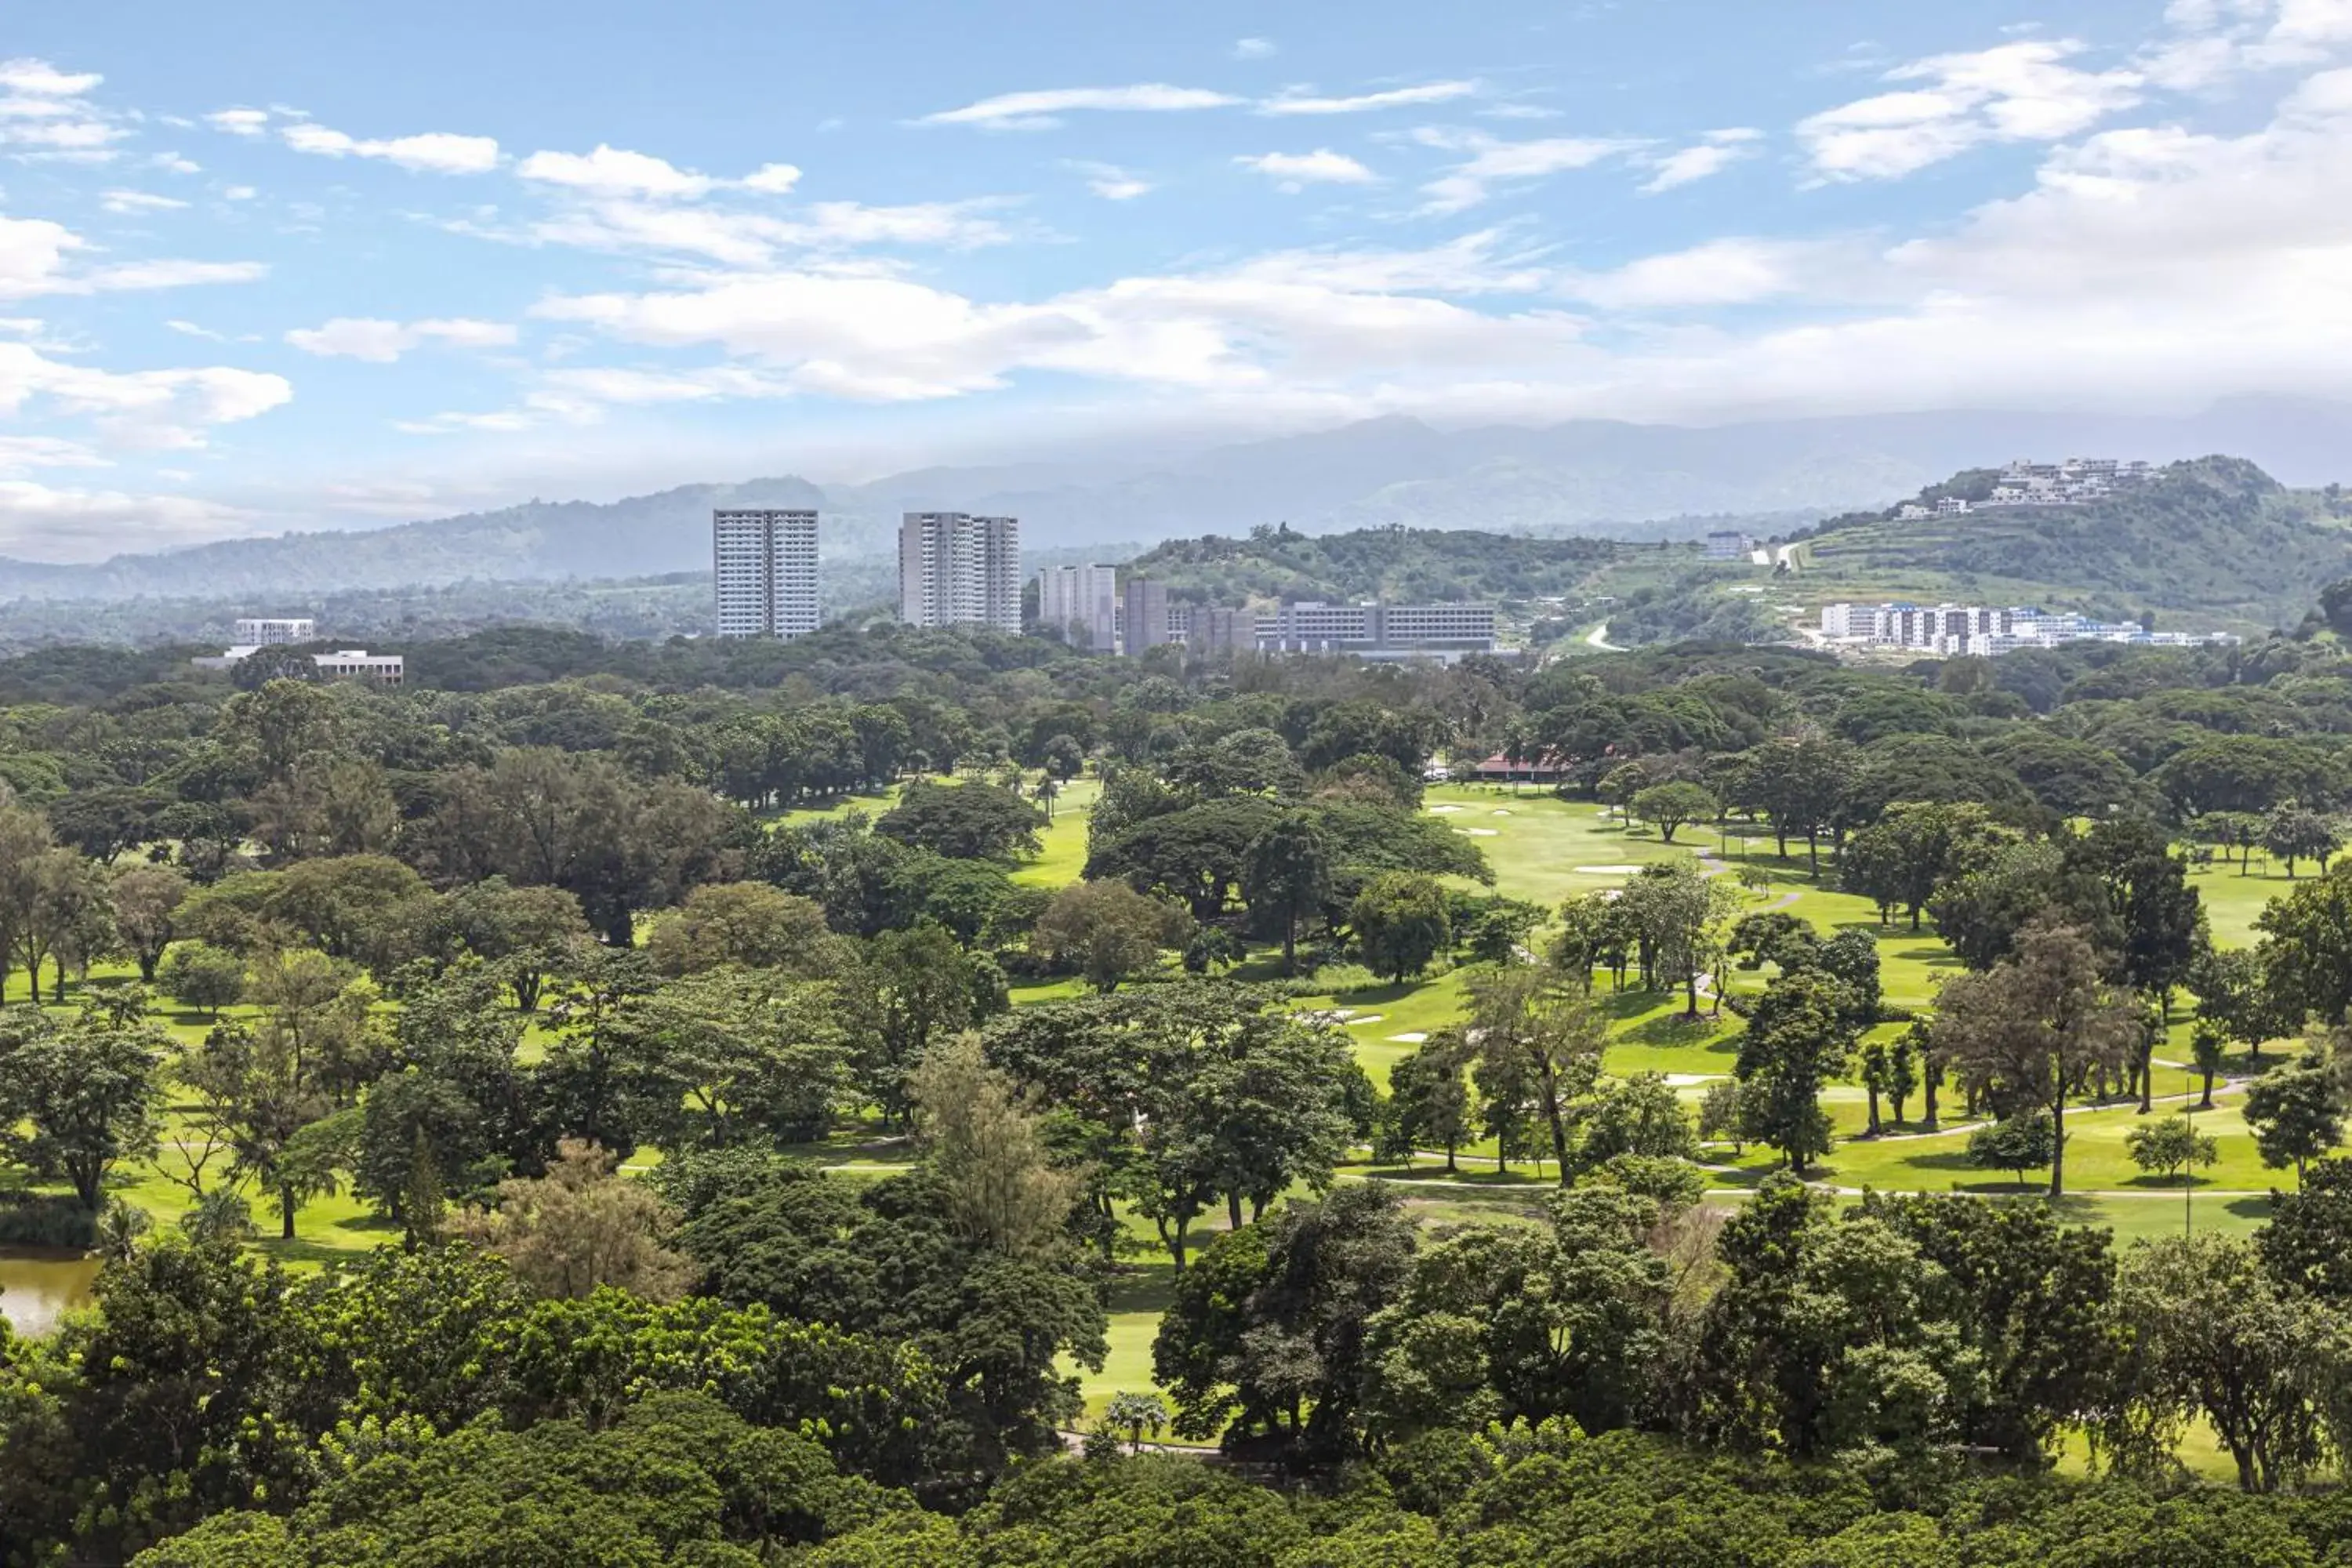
0 1250 98 1336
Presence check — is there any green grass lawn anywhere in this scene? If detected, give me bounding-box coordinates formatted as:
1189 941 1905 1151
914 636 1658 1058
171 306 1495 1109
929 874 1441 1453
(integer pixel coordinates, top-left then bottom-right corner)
1012 777 1099 889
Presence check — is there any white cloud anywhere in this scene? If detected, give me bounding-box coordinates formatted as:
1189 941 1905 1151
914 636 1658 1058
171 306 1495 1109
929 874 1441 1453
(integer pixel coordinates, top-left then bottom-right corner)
1558 237 1831 308
1234 38 1279 60
1798 40 2143 181
1639 128 1764 192
151 152 201 174
0 434 106 472
0 56 124 157
100 189 191 215
281 122 502 174
517 144 805 200
0 479 259 561
205 107 270 136
1236 149 1381 190
528 195 1014 265
0 59 101 98
1261 80 1480 115
0 339 289 452
518 143 716 198
0 213 266 297
83 260 267 289
920 83 1242 130
222 185 256 201
285 316 517 361
1415 129 1644 212
741 162 803 194
166 319 260 343
1069 161 1153 200
529 238 1593 408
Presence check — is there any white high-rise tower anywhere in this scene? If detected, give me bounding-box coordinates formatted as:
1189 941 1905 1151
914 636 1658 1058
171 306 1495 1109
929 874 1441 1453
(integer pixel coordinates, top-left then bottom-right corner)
713 510 819 637
1034 564 1119 651
898 513 1020 633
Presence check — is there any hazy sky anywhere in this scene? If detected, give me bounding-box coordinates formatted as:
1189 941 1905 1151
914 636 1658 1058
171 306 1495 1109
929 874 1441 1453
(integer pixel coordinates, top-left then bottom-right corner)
5 0 2352 559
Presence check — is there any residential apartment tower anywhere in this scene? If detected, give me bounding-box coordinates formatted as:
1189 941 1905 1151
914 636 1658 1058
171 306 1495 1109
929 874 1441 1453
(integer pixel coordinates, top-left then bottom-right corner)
898 512 1021 632
713 509 820 638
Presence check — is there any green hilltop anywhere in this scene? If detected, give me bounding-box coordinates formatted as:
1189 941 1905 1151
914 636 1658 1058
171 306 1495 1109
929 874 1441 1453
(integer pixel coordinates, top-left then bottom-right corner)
1791 456 2352 633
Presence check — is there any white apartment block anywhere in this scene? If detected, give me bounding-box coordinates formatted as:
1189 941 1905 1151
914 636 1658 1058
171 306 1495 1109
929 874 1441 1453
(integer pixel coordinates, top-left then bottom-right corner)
1818 600 2236 657
1256 601 1498 662
234 617 315 645
1034 564 1120 652
898 513 1021 633
713 509 819 638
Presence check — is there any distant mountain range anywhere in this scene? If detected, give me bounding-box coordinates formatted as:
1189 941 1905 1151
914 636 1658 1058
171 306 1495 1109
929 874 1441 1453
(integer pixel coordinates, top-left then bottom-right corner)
12 396 2352 604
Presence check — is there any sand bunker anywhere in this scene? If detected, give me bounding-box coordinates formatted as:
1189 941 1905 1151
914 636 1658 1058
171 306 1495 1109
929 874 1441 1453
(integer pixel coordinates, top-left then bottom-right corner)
1388 1032 1428 1044
1425 804 1466 813
1455 827 1500 837
1575 863 1643 874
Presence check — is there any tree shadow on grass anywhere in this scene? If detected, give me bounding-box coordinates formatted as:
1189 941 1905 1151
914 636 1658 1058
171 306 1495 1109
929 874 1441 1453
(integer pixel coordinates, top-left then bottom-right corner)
256 1214 401 1269
1620 1011 1734 1047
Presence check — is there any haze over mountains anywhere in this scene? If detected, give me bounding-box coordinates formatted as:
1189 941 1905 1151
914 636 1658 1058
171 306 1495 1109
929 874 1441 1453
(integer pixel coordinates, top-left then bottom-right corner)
10 397 2352 603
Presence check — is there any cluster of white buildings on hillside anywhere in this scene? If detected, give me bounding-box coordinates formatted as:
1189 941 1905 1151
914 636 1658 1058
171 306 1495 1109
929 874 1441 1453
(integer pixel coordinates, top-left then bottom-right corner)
1896 457 2158 519
1820 601 2238 656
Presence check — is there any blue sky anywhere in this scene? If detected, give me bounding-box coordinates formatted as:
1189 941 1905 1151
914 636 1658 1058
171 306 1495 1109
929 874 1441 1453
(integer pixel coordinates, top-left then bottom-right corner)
5 0 2352 558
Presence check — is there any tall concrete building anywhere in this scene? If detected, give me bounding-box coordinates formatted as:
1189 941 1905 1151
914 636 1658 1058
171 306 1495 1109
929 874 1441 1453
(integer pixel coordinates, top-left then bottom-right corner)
1035 563 1119 652
898 513 1020 632
713 510 820 638
1121 575 1171 657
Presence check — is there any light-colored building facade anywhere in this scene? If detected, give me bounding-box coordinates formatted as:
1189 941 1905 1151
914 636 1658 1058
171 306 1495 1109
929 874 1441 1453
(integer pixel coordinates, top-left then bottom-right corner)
1034 564 1120 652
713 509 819 638
313 650 405 685
1703 531 1755 561
898 513 1021 633
1817 600 2236 656
1256 601 1497 662
1121 575 1173 656
234 617 315 645
191 647 404 684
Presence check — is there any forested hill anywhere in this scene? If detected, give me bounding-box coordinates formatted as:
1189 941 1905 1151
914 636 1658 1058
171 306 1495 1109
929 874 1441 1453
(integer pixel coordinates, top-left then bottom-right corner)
0 476 839 603
1116 524 1626 604
1796 456 2352 626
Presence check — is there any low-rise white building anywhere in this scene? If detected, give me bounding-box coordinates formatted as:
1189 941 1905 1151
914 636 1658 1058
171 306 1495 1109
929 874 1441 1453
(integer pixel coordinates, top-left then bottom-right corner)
192 647 405 685
1817 599 2235 656
234 617 315 644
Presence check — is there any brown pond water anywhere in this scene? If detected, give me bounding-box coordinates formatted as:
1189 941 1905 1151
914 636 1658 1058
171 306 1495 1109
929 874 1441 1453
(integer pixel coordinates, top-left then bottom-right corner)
0 1250 98 1336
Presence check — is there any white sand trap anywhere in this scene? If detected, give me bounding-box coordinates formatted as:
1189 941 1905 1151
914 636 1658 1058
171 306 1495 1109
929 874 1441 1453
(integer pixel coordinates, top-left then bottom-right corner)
1454 826 1501 837
1491 808 1513 815
1346 1014 1385 1027
1661 1073 1719 1087
1575 863 1643 874
1388 1032 1428 1044
1425 804 1466 813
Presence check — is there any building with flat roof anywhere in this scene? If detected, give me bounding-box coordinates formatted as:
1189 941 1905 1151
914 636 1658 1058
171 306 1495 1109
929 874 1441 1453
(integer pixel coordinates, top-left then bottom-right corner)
1121 575 1173 656
1256 601 1497 662
899 513 1020 632
713 509 819 637
234 617 315 645
313 650 404 685
191 647 404 684
1034 563 1119 652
